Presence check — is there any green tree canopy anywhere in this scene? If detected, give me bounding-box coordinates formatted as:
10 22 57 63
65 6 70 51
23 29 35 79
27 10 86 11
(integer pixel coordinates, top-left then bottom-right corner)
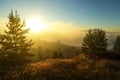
0 10 33 66
82 29 107 56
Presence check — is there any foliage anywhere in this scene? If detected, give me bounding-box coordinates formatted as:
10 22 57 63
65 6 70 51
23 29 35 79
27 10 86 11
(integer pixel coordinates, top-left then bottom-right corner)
82 29 107 56
0 10 33 66
113 36 120 53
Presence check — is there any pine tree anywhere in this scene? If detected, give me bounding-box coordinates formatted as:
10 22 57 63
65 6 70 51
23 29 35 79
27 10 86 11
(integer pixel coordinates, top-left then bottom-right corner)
113 36 120 53
0 10 33 66
82 29 107 56
0 34 5 59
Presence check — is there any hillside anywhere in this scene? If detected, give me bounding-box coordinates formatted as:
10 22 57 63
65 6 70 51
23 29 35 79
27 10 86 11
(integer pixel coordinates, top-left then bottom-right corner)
31 39 81 60
0 54 119 80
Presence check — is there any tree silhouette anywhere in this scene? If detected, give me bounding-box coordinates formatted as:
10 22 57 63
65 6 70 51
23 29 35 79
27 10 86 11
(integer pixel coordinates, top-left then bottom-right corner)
0 10 33 66
58 52 63 58
52 51 63 59
82 29 107 56
113 36 120 53
52 51 58 59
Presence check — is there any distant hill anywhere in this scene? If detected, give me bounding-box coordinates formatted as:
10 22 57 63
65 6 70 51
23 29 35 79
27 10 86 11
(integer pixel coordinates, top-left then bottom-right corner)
29 31 120 60
30 39 81 60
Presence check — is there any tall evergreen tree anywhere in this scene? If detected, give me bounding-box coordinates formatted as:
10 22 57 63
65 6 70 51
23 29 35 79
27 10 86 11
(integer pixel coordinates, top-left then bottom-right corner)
0 10 33 65
82 29 107 56
113 36 120 53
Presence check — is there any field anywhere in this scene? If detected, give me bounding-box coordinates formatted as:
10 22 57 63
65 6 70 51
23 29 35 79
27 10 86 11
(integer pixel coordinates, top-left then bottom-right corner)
0 54 119 80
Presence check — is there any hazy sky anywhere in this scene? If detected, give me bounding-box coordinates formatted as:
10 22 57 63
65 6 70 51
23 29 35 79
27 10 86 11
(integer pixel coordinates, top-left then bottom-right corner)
0 0 120 31
0 0 120 46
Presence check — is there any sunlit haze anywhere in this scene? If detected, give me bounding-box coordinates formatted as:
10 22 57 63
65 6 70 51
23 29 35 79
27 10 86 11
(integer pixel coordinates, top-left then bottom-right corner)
26 17 48 32
0 0 120 46
0 1 120 79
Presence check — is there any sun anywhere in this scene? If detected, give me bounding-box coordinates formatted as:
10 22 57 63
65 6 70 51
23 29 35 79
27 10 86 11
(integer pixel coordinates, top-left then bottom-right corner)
26 17 47 32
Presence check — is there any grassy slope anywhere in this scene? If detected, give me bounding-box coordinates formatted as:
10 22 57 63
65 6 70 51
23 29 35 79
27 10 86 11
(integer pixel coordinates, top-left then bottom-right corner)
0 54 120 80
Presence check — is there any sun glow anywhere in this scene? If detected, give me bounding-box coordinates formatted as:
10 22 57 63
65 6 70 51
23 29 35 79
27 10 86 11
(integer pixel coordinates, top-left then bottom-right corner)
26 17 48 32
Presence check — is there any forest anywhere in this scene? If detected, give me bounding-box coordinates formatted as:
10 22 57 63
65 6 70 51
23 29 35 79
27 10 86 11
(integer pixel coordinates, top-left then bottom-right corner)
0 10 120 80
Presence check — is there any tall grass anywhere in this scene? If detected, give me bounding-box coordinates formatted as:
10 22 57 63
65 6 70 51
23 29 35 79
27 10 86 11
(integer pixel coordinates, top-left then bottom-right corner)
0 54 120 80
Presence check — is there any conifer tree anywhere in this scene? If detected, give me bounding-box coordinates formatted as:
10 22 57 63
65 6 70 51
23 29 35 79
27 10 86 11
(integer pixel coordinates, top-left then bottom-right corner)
82 29 107 56
0 10 33 65
113 36 120 53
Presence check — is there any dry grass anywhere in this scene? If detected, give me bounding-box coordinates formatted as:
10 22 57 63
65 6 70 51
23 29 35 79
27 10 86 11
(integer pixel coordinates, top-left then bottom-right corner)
0 54 120 80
